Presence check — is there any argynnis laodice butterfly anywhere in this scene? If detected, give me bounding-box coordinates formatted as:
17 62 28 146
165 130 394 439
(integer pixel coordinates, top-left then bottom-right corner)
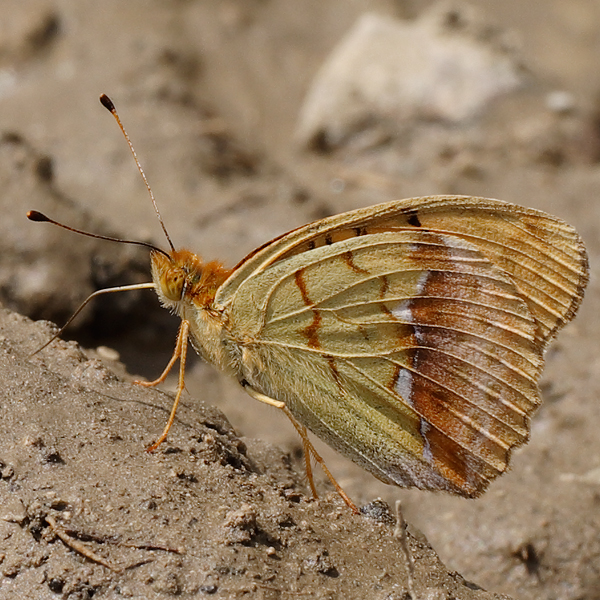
29 96 589 512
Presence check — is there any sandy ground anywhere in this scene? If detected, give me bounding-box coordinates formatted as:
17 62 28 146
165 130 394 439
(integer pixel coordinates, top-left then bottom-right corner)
1 2 600 599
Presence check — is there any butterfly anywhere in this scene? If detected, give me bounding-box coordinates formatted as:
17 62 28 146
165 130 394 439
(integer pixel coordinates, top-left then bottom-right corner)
29 96 589 513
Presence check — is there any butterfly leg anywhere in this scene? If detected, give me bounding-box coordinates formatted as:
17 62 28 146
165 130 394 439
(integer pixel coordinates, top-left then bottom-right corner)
134 321 187 388
146 320 190 452
240 381 359 513
299 425 318 499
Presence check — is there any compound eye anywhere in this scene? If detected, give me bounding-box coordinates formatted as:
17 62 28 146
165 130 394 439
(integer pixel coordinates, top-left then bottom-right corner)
160 267 186 301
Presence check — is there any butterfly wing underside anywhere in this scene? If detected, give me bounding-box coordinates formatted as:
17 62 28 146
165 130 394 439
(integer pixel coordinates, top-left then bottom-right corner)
215 196 588 496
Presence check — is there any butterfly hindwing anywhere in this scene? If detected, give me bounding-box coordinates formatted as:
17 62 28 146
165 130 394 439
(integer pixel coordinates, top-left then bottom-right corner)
223 229 545 494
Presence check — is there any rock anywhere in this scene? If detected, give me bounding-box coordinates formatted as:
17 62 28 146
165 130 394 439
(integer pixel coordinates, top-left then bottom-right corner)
296 4 523 150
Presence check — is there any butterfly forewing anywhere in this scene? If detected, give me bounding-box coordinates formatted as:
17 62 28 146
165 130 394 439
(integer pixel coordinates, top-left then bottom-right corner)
218 196 588 348
209 196 587 496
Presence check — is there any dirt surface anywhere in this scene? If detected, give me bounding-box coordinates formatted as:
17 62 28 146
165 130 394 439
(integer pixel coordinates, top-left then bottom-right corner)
1 2 600 599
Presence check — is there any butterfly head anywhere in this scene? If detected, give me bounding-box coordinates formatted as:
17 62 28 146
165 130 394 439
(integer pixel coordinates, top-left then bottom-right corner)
151 248 232 313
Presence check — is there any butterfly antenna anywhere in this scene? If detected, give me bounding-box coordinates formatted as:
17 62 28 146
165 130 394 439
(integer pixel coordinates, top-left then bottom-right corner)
26 210 170 259
27 210 166 356
99 93 176 253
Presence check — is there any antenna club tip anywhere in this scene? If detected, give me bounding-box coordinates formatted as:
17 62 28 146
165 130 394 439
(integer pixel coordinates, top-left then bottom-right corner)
99 94 116 112
27 210 49 222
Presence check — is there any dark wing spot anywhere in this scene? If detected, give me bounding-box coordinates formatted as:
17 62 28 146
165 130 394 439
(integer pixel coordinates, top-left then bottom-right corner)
342 250 370 274
294 269 322 349
408 212 422 227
